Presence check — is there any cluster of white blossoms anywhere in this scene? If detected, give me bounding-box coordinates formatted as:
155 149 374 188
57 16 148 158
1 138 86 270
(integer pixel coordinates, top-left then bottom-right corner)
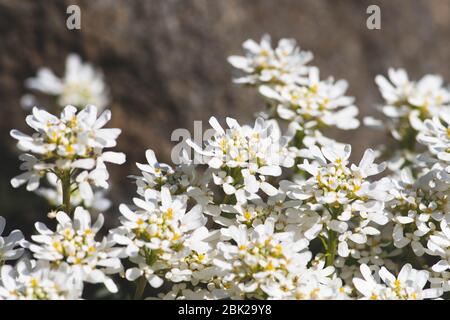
28 207 123 292
0 207 124 299
365 67 450 296
3 35 450 300
19 54 114 212
10 105 125 210
228 34 313 86
187 116 296 199
111 188 212 289
365 68 450 169
229 34 359 140
281 145 392 265
0 260 83 300
417 112 450 171
353 264 442 300
23 53 109 111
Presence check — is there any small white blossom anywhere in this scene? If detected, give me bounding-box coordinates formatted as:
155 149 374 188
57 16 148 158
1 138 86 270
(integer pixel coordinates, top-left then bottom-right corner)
10 105 125 203
212 218 312 299
259 67 359 130
228 34 313 86
0 259 82 300
353 263 442 300
112 187 212 288
25 53 109 110
188 116 295 197
0 217 24 265
28 207 122 293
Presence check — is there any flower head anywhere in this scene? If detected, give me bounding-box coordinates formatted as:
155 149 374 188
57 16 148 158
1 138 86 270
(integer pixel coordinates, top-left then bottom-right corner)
112 187 212 288
212 218 312 299
259 67 359 131
25 53 109 110
188 116 295 197
29 207 122 293
228 35 313 86
353 263 442 300
0 259 82 300
10 105 125 204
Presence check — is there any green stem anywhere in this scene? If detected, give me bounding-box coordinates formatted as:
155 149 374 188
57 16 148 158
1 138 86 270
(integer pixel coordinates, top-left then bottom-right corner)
134 276 147 300
61 170 72 214
325 230 337 267
323 204 339 267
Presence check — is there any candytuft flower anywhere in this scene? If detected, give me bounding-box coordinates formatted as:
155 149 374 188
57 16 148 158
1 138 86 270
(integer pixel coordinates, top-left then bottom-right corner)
25 53 109 110
28 207 122 293
10 105 125 206
228 34 313 86
353 264 442 300
0 216 25 265
0 259 83 300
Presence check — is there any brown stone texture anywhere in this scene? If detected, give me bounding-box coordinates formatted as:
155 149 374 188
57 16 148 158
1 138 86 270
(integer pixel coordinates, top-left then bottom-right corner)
0 0 448 231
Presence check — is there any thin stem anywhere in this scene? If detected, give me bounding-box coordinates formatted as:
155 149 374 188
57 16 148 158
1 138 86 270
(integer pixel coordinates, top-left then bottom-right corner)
323 204 339 267
61 170 72 214
325 230 337 267
134 276 147 300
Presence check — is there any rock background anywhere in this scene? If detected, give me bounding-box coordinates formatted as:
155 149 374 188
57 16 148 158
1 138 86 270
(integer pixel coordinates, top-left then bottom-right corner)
0 0 448 232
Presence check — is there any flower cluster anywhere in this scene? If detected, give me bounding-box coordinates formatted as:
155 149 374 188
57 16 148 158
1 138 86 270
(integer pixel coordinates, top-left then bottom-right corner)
0 207 123 299
0 259 83 300
353 264 442 300
28 207 123 292
229 34 359 144
23 53 109 111
211 218 339 300
281 145 391 264
3 35 450 300
187 116 296 199
228 34 312 86
112 188 212 288
10 105 125 210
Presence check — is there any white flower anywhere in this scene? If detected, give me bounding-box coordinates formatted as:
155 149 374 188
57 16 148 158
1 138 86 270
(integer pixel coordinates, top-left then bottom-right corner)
28 207 122 293
0 217 24 265
427 220 450 273
112 187 212 288
417 111 450 168
291 144 389 203
375 69 414 110
388 168 449 254
188 116 295 196
282 144 391 258
376 69 449 118
372 68 449 146
133 149 219 217
228 34 313 86
10 105 125 203
25 53 109 110
353 263 442 300
259 67 359 130
212 218 312 299
0 259 82 300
